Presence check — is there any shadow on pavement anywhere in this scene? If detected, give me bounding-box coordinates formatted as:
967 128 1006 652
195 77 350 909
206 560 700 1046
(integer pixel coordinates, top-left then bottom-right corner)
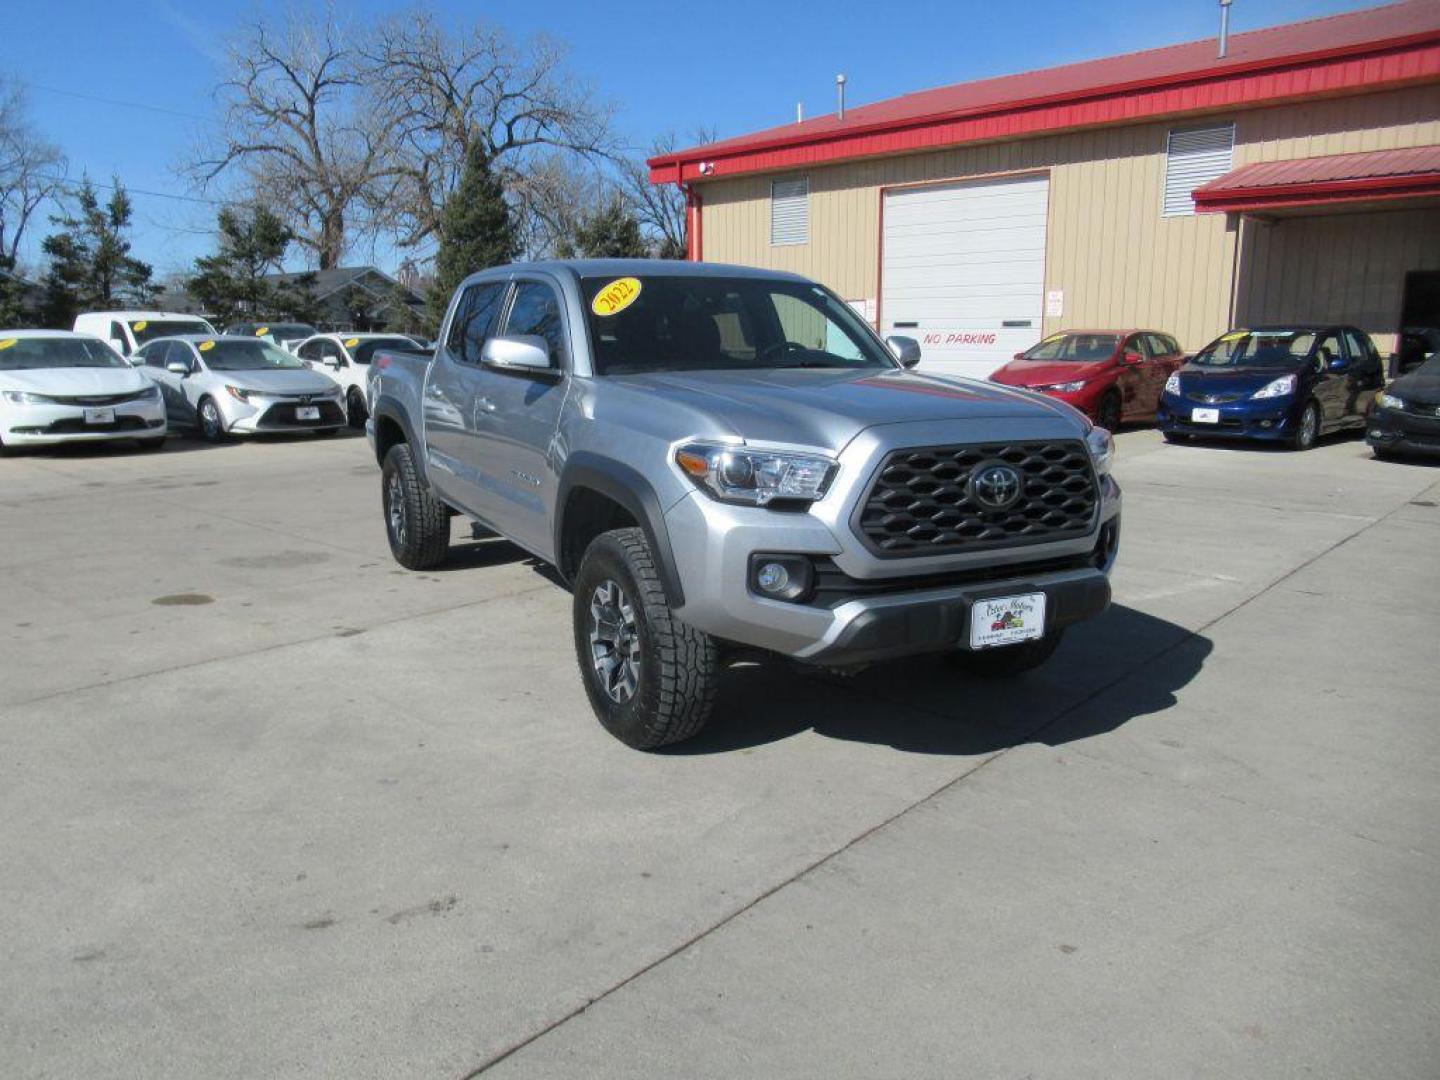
667 603 1210 757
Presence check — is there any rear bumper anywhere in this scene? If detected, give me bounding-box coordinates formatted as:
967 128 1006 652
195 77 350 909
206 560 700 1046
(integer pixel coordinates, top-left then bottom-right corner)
1367 406 1440 455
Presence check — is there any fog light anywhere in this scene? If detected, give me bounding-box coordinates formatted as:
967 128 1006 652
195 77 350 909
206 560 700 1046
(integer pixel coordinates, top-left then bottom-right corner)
756 562 790 593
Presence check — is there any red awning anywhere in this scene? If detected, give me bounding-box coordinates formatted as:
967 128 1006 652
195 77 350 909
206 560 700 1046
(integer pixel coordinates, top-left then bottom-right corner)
1193 145 1440 213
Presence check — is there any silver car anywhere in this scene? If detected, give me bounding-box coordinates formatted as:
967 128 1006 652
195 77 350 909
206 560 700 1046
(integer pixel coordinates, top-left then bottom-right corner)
133 335 346 441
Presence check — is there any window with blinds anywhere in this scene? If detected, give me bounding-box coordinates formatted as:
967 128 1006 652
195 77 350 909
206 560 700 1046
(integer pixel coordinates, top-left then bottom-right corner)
1162 124 1234 217
770 177 809 245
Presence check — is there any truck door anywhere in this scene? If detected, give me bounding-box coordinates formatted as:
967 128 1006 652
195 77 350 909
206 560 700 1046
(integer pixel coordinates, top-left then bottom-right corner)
465 277 572 558
422 279 511 516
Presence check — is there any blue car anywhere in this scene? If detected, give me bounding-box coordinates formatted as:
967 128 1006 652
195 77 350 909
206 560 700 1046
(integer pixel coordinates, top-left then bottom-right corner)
1158 325 1384 450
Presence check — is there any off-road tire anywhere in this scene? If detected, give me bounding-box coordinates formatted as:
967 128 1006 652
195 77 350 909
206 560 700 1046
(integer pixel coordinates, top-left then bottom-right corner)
951 629 1065 677
346 388 367 429
572 527 719 750
381 442 449 570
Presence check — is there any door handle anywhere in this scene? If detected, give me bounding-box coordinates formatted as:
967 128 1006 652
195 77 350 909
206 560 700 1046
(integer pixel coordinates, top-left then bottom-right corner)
477 396 496 413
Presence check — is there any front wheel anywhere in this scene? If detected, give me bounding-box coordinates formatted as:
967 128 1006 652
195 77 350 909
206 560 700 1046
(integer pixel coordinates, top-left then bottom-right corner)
1290 401 1320 451
572 527 719 750
197 397 226 442
950 629 1065 677
346 387 368 429
381 443 450 569
1096 392 1121 433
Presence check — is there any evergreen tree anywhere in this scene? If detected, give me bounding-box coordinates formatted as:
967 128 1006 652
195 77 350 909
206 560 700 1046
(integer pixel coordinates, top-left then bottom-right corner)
428 141 517 327
568 193 648 259
40 177 153 325
187 205 299 325
0 261 33 328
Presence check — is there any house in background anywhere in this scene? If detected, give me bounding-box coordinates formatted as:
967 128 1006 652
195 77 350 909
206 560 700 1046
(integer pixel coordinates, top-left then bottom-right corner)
263 266 426 333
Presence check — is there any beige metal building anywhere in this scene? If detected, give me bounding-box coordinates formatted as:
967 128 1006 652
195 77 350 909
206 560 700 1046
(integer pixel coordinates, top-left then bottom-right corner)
650 1 1440 378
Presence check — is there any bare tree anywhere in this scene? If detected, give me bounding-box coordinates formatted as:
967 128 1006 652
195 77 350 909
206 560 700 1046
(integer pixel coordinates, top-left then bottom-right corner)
189 8 400 269
363 10 618 252
620 129 717 259
0 79 67 266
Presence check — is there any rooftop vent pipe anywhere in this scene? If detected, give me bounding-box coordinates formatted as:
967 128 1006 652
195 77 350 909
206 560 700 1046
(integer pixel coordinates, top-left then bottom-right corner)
1218 0 1234 59
836 73 847 120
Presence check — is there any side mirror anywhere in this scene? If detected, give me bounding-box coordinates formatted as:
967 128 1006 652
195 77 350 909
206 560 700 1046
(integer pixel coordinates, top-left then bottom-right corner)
1328 356 1351 373
886 335 922 369
128 356 145 367
481 334 556 375
323 357 343 369
1121 351 1144 366
166 361 190 375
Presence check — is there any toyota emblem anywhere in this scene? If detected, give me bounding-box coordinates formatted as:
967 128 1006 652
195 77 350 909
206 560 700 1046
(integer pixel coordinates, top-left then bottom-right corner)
970 462 1023 511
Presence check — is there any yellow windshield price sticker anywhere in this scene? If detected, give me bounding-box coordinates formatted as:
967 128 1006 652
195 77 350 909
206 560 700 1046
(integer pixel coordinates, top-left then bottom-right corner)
133 320 148 332
255 327 269 336
0 338 16 350
199 340 216 352
344 337 360 348
1220 330 1247 342
591 277 642 317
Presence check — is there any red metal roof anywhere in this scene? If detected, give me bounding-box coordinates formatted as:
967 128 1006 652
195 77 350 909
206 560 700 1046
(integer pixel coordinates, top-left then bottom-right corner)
650 1 1440 184
1193 144 1440 212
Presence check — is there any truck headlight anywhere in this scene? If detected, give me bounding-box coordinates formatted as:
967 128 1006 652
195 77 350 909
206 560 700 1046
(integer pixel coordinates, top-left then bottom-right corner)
1376 391 1405 410
1085 425 1114 476
675 441 836 507
1163 373 1182 396
2 390 54 405
1251 374 1297 400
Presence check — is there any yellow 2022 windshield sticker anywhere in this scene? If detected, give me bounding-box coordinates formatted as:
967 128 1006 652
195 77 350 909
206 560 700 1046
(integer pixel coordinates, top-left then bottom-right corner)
255 327 270 336
0 338 17 350
199 340 216 351
591 277 642 317
344 337 360 348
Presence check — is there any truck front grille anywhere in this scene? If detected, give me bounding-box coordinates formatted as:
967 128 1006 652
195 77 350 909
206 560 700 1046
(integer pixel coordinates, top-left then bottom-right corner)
855 439 1098 556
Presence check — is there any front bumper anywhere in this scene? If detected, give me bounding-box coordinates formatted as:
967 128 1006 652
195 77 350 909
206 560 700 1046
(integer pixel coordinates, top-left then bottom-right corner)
1 399 166 445
1366 405 1440 456
221 394 346 434
1157 394 1297 440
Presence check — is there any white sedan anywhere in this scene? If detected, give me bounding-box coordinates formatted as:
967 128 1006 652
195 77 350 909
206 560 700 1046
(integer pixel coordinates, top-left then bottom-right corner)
294 333 426 427
0 330 166 452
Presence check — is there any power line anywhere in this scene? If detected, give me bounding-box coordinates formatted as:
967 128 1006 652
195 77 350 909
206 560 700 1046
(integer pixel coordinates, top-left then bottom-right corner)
22 81 216 124
39 174 225 207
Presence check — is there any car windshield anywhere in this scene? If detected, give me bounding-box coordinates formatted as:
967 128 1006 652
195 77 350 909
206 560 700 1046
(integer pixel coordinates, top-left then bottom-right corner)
197 339 307 371
351 337 421 365
1191 330 1317 368
130 319 212 344
250 323 316 340
1021 333 1120 362
581 275 895 375
0 335 126 370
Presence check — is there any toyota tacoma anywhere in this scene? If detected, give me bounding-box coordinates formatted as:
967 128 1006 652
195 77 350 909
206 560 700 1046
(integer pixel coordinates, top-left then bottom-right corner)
366 260 1120 749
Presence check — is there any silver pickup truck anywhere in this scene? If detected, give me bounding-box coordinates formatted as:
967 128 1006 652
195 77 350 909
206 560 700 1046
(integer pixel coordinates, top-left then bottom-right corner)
367 260 1120 749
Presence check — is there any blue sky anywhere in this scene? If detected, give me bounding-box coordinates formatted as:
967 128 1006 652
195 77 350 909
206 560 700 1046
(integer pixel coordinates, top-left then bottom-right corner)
10 0 1378 277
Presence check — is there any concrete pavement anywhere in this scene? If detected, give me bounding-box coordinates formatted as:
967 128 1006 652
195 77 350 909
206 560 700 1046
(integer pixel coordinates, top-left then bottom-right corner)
1 428 1436 1078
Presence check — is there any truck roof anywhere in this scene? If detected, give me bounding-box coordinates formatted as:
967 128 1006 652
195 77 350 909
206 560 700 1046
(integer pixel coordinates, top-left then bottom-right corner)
496 259 812 283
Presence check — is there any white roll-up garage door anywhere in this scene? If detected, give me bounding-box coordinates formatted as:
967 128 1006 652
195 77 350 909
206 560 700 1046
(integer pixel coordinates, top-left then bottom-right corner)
880 173 1049 379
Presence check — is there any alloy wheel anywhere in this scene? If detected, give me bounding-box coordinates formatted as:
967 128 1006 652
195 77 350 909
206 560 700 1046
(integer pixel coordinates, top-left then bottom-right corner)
588 579 641 703
1299 404 1318 449
200 400 221 440
385 471 408 548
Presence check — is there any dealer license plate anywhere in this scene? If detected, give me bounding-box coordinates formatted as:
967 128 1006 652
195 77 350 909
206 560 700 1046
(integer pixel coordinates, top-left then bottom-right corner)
84 407 115 425
296 406 320 420
969 592 1047 649
1191 407 1220 423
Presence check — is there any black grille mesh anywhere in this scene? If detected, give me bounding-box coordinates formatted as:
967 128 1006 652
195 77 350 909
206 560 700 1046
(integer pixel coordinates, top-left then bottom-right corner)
856 440 1098 555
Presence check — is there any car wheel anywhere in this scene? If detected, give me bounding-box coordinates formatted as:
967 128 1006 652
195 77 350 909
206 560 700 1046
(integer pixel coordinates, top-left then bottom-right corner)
1291 401 1320 451
346 388 367 429
197 397 227 442
572 527 719 750
950 629 1065 677
136 436 166 451
381 442 449 570
1096 392 1122 432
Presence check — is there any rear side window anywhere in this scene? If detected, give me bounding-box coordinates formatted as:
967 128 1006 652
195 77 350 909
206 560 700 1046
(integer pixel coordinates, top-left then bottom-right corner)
1342 330 1371 365
503 281 568 368
1124 334 1151 359
447 282 507 365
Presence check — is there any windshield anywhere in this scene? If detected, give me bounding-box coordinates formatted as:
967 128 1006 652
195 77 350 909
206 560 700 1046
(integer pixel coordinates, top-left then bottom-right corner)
1022 333 1120 362
581 275 895 375
197 339 307 371
252 323 316 340
1192 330 1318 368
130 319 213 344
351 337 421 365
0 336 127 371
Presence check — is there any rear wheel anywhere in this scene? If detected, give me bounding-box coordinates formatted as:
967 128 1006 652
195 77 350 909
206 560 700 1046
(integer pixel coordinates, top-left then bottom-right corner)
197 397 226 442
1096 392 1122 433
950 629 1065 677
1290 401 1320 451
381 442 449 569
346 387 367 429
572 527 719 750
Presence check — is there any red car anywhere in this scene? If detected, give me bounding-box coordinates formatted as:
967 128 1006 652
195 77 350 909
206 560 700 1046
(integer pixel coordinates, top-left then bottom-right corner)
988 329 1187 430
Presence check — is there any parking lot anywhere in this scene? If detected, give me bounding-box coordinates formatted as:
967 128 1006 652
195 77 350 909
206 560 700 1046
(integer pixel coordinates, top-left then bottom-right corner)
2 427 1437 1078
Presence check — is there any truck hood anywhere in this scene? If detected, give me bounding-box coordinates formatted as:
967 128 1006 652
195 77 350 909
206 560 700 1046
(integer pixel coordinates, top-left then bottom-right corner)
605 367 1075 450
0 366 149 395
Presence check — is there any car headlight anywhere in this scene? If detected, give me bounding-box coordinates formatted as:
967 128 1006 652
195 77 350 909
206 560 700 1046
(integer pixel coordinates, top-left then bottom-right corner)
1163 373 1182 396
1041 380 1088 393
137 384 161 401
225 385 253 402
1085 425 1114 476
674 441 836 506
1 390 55 405
1376 391 1405 410
1251 374 1297 400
